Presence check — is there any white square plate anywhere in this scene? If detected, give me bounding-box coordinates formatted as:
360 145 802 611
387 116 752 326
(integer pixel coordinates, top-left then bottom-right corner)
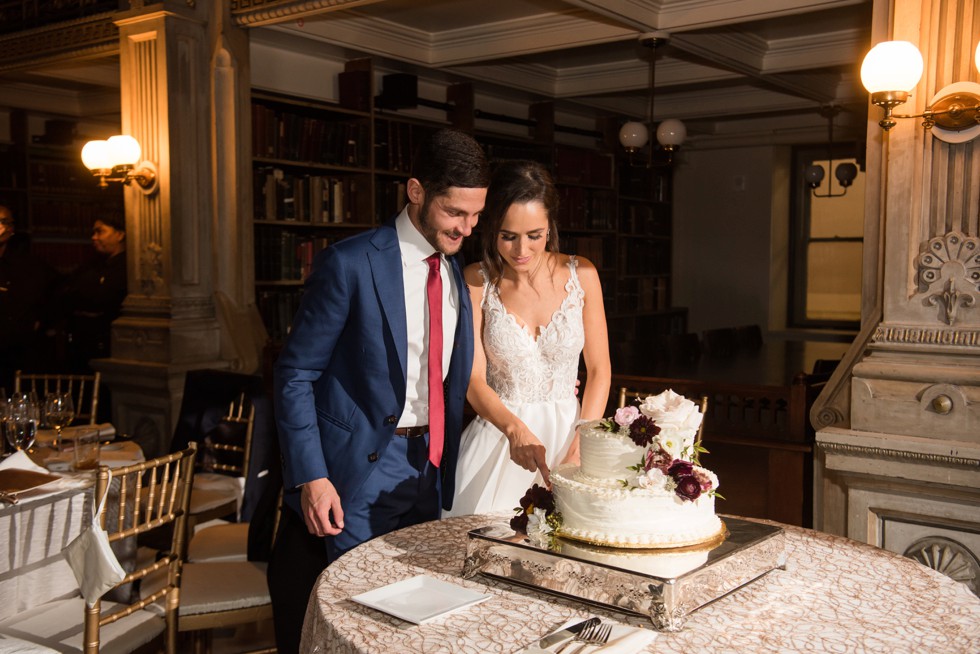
351 574 491 624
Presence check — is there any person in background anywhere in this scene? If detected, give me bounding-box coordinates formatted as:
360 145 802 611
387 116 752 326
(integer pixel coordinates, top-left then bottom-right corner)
268 128 489 654
55 214 127 375
0 204 59 394
444 160 611 516
47 215 127 424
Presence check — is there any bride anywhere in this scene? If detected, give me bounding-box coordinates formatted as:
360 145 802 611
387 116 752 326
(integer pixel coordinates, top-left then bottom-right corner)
445 160 611 516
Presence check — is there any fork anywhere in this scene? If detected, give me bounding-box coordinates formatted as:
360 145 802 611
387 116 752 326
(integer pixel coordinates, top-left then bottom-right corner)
555 621 611 653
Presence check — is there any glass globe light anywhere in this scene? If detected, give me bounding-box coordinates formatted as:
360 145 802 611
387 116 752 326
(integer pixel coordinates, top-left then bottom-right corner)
860 41 924 93
656 118 687 148
107 135 142 167
81 140 112 171
834 162 858 188
619 121 649 152
804 164 825 188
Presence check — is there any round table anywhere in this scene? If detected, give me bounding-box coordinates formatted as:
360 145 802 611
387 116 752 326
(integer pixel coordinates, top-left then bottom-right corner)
300 514 980 653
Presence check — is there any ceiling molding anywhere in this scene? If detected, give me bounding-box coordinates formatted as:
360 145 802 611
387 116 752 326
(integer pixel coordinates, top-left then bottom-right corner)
293 8 634 67
232 0 384 27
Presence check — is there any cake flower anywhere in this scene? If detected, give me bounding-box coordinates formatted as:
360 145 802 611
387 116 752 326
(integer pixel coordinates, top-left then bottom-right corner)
510 483 562 547
606 389 721 503
614 405 639 428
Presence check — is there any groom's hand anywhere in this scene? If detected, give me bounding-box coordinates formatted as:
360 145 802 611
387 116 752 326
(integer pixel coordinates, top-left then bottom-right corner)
301 477 344 537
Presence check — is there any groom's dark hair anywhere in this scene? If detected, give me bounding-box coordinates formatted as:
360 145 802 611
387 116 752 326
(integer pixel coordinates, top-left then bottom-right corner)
411 128 490 198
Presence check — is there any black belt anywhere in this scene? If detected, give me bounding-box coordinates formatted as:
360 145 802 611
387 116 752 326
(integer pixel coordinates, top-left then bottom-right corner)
394 425 428 438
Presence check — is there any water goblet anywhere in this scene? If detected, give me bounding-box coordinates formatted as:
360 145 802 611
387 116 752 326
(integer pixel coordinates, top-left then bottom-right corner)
3 394 38 453
43 392 75 454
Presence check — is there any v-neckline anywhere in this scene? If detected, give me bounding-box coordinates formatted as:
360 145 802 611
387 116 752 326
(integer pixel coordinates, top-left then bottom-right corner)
495 275 574 344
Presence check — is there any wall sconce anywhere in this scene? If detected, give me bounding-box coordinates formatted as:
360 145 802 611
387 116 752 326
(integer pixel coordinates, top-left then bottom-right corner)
861 40 980 142
618 32 687 164
805 106 858 198
81 135 158 194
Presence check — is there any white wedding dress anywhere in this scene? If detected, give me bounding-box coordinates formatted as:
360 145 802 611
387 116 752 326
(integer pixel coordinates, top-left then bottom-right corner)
445 257 585 517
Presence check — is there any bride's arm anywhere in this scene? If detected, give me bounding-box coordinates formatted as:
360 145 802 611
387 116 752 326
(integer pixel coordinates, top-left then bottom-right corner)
463 267 550 481
561 256 612 465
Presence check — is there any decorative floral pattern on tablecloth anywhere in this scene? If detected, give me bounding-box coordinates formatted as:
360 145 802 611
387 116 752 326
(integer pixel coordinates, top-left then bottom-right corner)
300 514 980 654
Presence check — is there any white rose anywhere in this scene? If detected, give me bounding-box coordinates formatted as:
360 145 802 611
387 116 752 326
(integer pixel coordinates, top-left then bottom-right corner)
639 389 703 435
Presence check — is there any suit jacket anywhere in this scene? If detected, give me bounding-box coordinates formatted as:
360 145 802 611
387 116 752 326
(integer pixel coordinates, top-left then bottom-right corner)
273 220 474 517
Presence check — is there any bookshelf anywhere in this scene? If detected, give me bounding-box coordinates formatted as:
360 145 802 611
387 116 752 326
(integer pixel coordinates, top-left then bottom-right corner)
249 86 685 362
0 110 122 275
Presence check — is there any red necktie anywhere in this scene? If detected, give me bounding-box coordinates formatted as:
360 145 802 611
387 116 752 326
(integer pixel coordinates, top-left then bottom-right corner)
425 253 444 467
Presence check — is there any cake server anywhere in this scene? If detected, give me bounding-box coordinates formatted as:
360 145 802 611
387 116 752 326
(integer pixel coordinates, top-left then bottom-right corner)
518 617 599 653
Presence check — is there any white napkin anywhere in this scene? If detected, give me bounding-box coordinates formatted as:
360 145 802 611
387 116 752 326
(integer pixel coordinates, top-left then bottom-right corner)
522 619 657 654
591 623 657 653
0 450 50 474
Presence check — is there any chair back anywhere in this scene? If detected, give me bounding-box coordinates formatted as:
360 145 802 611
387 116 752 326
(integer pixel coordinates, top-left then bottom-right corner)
199 393 255 477
85 444 197 654
617 386 709 446
14 370 101 425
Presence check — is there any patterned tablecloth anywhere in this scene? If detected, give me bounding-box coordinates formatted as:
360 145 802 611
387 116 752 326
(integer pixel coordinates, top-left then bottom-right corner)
300 513 980 653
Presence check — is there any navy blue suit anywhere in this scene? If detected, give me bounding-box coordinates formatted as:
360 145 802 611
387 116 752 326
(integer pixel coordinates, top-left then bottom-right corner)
273 219 474 541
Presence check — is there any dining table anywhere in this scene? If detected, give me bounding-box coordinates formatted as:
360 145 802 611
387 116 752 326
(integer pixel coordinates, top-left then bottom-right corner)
300 513 980 653
0 431 144 623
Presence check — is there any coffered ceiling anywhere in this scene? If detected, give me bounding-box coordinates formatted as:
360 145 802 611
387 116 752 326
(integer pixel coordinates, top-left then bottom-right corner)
0 0 874 144
259 0 874 142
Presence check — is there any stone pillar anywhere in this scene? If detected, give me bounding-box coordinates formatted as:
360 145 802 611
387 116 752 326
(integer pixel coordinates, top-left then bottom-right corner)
812 0 980 596
94 1 263 457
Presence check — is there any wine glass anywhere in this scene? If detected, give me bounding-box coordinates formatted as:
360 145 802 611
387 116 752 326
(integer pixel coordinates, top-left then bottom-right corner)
43 392 75 454
3 393 38 453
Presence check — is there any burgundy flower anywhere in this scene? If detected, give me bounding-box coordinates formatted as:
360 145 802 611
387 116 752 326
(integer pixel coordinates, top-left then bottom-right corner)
675 475 702 501
628 415 661 447
693 468 713 491
644 446 673 473
512 483 555 534
667 460 694 478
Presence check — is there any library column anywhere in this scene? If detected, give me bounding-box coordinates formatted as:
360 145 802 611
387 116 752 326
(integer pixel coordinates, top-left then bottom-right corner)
96 3 262 456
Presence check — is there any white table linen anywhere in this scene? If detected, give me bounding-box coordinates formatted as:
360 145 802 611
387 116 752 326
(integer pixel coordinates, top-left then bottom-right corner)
0 440 145 623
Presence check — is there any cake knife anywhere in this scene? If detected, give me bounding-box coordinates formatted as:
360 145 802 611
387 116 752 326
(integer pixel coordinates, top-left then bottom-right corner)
518 617 598 653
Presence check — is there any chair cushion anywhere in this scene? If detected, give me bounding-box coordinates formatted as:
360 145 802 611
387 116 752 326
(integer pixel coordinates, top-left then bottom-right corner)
179 562 270 615
192 474 243 515
188 522 249 563
0 598 164 654
0 634 59 653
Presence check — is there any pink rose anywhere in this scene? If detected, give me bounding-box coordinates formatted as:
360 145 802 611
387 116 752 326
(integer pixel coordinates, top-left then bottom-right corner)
614 405 639 428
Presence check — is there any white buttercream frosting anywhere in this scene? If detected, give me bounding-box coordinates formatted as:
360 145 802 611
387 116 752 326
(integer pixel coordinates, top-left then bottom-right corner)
551 390 722 549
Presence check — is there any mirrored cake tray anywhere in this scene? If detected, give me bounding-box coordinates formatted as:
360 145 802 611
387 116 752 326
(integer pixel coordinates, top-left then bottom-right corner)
462 517 786 631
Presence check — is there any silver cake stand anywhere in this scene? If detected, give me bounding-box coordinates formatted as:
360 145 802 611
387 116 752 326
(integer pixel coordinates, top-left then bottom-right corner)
462 516 786 631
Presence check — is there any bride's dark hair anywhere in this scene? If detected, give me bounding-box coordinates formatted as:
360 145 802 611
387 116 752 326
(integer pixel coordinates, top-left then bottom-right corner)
480 160 560 285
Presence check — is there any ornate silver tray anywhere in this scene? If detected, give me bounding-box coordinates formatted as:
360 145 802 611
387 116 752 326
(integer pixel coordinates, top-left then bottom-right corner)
462 516 786 631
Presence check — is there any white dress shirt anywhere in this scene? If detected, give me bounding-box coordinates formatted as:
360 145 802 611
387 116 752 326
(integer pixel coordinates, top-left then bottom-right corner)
395 208 458 428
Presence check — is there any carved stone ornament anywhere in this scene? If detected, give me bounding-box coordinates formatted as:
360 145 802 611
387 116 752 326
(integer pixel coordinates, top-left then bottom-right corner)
916 231 980 325
905 536 979 596
140 242 165 294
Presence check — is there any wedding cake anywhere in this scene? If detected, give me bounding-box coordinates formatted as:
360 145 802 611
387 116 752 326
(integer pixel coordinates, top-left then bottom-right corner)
548 389 723 549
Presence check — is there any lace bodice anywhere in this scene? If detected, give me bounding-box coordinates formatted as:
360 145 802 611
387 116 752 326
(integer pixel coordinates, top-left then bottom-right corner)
481 257 585 404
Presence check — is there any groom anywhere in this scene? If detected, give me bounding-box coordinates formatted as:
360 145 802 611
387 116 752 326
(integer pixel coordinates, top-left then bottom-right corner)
268 128 490 653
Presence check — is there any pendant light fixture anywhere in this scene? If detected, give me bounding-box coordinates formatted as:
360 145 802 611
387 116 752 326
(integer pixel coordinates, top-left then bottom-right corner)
805 106 857 198
618 32 686 165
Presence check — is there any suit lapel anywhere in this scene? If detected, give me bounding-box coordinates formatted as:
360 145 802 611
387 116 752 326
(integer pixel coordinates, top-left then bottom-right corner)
369 225 407 384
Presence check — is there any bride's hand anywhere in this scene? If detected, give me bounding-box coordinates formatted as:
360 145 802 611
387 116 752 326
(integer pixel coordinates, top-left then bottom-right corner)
505 424 551 484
